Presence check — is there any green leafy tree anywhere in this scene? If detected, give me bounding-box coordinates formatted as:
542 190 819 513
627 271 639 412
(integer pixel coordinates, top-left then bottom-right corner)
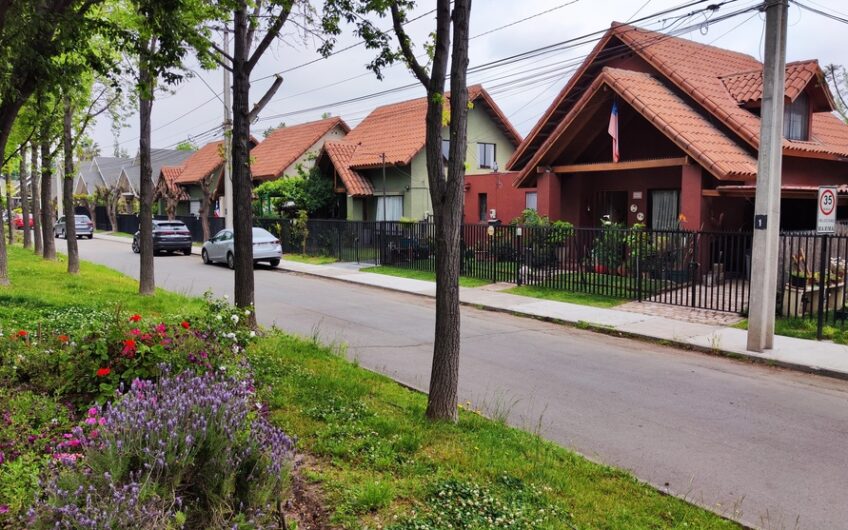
321 0 472 421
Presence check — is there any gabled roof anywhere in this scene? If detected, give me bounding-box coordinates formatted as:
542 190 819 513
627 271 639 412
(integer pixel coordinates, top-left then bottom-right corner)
322 141 374 197
122 148 195 195
251 117 349 181
720 60 823 107
172 141 225 185
93 156 131 188
510 22 848 178
155 166 190 201
344 84 522 169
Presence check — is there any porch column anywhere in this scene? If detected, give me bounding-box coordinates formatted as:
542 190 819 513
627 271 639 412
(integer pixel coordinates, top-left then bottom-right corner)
680 164 703 230
536 170 562 220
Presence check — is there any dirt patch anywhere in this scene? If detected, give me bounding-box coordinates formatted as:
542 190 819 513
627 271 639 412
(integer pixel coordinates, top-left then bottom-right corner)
281 455 336 530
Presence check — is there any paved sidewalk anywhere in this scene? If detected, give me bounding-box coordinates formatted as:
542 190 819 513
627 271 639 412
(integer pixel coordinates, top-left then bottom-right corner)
95 233 848 379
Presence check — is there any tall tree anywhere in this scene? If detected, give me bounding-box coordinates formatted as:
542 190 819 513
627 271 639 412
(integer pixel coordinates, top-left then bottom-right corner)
123 0 218 295
40 139 57 260
30 141 42 255
210 0 296 322
322 0 472 421
19 145 31 248
825 64 848 123
0 0 105 285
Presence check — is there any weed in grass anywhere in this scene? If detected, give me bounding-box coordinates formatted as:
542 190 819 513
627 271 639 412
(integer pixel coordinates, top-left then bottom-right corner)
347 481 394 514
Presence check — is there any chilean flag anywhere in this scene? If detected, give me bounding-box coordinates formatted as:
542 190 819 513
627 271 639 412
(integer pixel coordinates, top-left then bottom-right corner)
608 101 620 163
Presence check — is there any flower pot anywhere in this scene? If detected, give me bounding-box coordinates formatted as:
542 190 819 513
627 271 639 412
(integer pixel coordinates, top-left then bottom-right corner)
594 264 609 274
790 275 808 288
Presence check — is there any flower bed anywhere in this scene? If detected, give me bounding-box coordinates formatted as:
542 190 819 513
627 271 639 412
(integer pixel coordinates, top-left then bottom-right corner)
0 295 296 528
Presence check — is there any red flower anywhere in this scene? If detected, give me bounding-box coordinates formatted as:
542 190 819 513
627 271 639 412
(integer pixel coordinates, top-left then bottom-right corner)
129 314 142 323
16 330 27 338
130 328 141 336
96 367 111 377
181 321 190 330
57 334 69 343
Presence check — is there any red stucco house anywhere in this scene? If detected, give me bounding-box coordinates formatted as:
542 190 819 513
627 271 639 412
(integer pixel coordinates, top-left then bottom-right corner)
509 22 848 232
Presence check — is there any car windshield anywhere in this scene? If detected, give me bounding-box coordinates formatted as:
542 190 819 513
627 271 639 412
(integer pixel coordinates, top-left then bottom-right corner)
252 228 274 239
156 222 188 230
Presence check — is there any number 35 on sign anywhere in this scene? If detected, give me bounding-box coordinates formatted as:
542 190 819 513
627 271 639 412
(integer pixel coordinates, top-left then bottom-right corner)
817 186 838 235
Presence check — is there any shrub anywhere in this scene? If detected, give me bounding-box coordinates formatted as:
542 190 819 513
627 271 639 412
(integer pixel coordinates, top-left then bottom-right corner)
28 369 296 529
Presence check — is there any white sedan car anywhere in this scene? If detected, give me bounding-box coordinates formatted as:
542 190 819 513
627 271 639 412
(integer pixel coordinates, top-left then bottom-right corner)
201 227 282 269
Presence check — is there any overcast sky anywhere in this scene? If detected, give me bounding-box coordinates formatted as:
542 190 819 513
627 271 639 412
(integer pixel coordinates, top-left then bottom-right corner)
94 0 848 158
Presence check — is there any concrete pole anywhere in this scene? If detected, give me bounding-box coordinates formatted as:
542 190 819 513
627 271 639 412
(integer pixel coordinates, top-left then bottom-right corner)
223 28 234 229
747 0 788 352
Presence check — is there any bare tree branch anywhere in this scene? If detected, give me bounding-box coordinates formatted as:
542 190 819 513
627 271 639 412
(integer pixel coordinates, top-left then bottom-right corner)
390 3 430 87
245 1 262 53
1 126 37 166
210 40 234 66
246 6 292 73
248 74 283 122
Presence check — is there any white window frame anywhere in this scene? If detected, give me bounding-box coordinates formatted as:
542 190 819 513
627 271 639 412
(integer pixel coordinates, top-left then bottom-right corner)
477 142 496 169
525 191 538 211
376 195 404 221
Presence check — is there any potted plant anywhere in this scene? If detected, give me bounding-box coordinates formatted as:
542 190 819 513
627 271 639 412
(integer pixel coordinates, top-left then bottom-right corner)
592 216 626 275
790 249 810 288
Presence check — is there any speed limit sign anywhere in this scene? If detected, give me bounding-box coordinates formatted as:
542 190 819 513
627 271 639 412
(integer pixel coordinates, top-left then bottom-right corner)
817 186 838 234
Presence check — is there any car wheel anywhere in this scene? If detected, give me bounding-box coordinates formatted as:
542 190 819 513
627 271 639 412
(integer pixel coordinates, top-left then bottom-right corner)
88 234 94 240
183 247 192 256
269 259 280 268
131 238 140 254
201 249 211 264
227 252 235 270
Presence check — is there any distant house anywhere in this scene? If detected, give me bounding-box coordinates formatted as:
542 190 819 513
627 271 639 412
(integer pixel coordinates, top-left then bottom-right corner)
117 148 195 201
509 22 848 232
318 84 523 221
250 117 349 182
73 157 131 197
161 140 227 217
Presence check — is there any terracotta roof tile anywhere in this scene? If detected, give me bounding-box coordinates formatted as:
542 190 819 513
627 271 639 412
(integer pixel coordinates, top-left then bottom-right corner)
512 22 848 184
603 68 758 178
345 84 520 169
156 166 190 200
173 141 225 185
251 117 349 181
323 141 374 197
720 60 820 105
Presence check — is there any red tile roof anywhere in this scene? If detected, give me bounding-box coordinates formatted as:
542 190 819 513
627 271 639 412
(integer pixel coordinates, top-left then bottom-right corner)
251 117 349 181
345 84 522 169
511 22 848 185
720 60 820 106
323 141 373 197
173 141 225 185
156 166 190 200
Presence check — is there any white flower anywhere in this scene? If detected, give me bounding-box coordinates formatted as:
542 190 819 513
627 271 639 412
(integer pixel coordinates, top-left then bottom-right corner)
216 315 223 321
231 314 239 324
223 294 229 300
244 310 251 316
249 331 256 338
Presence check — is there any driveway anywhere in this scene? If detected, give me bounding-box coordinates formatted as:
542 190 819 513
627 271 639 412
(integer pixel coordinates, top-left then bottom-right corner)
74 237 848 529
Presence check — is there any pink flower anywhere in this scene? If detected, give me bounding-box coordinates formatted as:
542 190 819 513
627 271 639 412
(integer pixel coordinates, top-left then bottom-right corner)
85 417 97 425
155 323 167 334
98 418 106 426
0 505 8 514
130 328 141 336
87 407 98 417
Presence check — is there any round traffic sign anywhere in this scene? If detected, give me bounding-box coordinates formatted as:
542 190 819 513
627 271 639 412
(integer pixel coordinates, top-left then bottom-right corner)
820 189 836 216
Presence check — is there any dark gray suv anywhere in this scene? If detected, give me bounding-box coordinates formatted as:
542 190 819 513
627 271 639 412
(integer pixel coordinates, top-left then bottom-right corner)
54 215 94 239
132 220 193 255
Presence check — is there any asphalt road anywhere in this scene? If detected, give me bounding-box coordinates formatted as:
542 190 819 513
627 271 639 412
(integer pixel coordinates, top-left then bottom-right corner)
74 237 848 529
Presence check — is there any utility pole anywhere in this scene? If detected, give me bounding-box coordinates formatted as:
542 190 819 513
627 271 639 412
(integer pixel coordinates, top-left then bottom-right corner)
747 0 788 352
381 152 387 222
223 27 234 230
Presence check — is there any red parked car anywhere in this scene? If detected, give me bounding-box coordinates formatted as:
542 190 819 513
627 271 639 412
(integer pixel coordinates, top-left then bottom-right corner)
13 213 34 229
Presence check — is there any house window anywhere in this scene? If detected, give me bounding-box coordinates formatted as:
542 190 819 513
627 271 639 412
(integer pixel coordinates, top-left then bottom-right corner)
784 92 810 141
650 190 679 230
477 143 496 169
525 192 538 211
441 139 451 161
189 200 201 216
478 193 488 222
376 195 403 221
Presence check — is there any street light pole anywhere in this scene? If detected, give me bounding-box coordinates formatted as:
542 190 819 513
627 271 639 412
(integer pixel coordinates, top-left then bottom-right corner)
747 0 788 352
381 152 387 222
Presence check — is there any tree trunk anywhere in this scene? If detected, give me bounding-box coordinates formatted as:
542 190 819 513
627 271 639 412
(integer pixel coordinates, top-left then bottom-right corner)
31 141 42 255
232 4 256 322
4 173 12 245
20 145 31 249
0 175 7 285
107 193 118 232
166 196 177 220
0 98 27 283
63 95 79 274
138 64 155 296
423 0 471 422
199 183 211 242
40 140 56 260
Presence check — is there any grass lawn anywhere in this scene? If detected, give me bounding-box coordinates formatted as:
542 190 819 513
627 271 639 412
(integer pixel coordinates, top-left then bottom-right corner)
0 246 738 529
734 317 848 344
504 285 626 308
283 253 339 265
0 245 205 325
360 265 492 288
